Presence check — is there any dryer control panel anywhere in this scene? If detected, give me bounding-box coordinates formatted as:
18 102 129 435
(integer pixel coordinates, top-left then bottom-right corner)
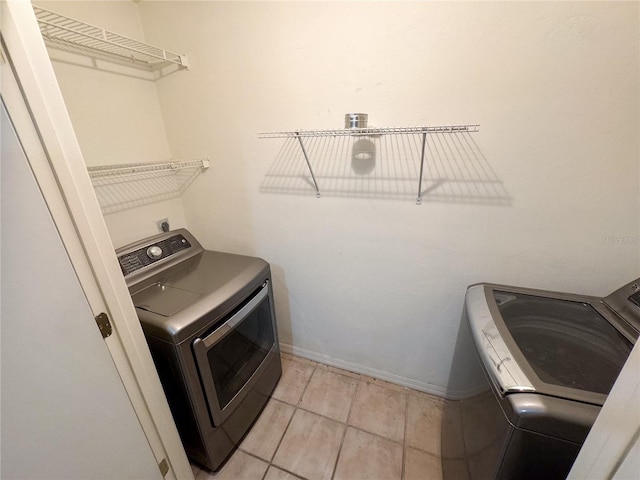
118 234 191 276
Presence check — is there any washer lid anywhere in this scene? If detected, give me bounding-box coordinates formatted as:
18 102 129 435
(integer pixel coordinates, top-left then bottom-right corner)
466 284 634 405
466 285 536 395
494 290 632 396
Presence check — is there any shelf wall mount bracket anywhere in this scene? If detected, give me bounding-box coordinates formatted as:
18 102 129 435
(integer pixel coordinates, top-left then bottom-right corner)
416 132 427 205
296 132 321 198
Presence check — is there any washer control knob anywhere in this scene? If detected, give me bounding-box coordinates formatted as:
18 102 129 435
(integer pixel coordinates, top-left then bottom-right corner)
147 245 163 260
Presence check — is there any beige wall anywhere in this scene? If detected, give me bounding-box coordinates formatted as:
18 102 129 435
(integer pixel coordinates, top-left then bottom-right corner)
138 1 639 397
44 1 639 397
37 1 189 248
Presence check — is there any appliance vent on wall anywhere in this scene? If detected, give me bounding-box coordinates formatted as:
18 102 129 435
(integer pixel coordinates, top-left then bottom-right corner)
87 159 209 214
33 6 189 70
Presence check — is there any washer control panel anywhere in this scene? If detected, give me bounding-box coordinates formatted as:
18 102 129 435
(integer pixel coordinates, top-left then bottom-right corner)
629 289 640 309
118 234 191 276
603 277 640 338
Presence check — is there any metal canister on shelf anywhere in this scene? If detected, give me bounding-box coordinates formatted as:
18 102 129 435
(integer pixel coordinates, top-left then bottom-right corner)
345 113 368 129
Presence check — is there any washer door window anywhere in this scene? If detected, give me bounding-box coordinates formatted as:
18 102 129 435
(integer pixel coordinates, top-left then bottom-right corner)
193 281 276 425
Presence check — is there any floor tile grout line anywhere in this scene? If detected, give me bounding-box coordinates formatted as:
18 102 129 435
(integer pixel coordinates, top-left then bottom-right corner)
280 390 438 445
268 460 309 480
345 377 364 428
273 406 341 480
236 397 294 462
267 360 317 479
402 388 410 480
346 424 405 447
236 447 308 480
267 402 298 465
235 449 270 480
330 376 364 480
285 353 447 407
214 353 449 479
295 404 350 426
240 408 310 480
288 402 409 448
351 378 409 444
286 352 449 405
234 420 448 480
298 367 360 422
292 367 358 422
330 426 347 480
296 361 319 407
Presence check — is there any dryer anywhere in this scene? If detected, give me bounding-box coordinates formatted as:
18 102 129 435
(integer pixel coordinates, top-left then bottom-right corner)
116 229 282 472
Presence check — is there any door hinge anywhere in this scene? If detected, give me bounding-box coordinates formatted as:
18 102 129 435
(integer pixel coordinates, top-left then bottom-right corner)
95 312 112 339
158 458 169 478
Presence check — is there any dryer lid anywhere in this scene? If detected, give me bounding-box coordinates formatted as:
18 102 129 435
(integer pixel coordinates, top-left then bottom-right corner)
132 283 200 317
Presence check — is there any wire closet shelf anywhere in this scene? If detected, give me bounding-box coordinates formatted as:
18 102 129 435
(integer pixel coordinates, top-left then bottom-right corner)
258 124 480 204
258 124 479 139
87 160 209 214
33 6 189 69
87 160 209 180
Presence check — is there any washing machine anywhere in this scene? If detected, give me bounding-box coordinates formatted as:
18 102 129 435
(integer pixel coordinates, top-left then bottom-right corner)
442 278 640 479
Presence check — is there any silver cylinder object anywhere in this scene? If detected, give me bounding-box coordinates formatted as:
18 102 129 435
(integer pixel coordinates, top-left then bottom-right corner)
345 113 368 129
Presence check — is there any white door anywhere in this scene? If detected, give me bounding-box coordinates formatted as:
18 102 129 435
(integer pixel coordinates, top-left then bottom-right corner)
1 99 162 480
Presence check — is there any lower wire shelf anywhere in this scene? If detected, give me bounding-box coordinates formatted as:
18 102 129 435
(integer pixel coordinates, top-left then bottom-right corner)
87 159 209 214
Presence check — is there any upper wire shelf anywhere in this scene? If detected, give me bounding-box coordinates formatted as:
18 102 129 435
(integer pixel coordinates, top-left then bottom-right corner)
259 123 480 204
33 6 189 70
87 160 209 214
258 124 479 139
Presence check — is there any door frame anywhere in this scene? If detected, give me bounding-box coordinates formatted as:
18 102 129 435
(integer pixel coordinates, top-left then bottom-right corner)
0 2 192 479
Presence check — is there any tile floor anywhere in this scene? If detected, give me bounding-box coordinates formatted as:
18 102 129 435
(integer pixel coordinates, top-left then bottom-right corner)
192 353 454 480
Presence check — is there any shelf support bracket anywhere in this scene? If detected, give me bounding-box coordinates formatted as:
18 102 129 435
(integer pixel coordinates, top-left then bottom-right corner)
416 132 427 205
296 133 321 198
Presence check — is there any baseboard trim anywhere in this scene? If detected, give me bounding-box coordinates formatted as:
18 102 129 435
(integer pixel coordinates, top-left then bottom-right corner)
279 343 483 401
